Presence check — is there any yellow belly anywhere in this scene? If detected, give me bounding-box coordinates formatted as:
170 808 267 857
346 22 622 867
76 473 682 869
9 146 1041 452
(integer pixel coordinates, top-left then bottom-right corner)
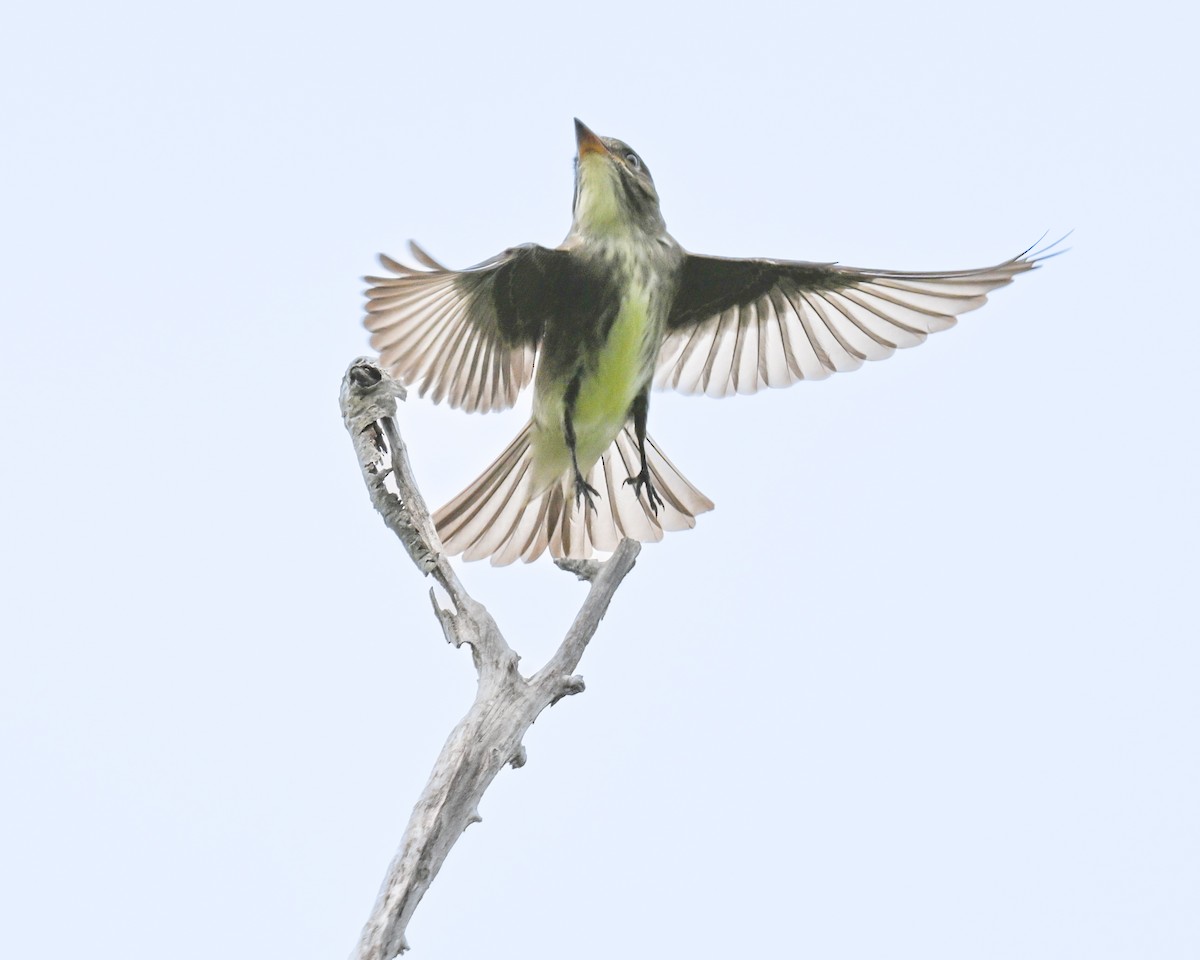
530 289 654 493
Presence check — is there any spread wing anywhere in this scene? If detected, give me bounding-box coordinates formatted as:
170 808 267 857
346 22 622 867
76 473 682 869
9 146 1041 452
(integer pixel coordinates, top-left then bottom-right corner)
656 241 1057 397
364 241 570 413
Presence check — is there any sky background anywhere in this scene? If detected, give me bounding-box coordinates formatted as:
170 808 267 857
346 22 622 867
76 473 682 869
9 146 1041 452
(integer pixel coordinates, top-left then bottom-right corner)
3 2 1198 958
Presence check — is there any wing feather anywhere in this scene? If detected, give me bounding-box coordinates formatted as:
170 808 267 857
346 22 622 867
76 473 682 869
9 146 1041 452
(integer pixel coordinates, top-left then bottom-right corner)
364 243 567 413
657 241 1058 397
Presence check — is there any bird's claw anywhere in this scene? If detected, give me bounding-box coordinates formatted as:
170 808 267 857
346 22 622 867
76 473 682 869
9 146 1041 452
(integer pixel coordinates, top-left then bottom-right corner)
573 474 600 513
624 468 664 516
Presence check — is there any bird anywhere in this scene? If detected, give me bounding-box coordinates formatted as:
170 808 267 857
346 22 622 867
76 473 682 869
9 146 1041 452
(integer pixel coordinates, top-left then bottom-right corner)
364 119 1056 565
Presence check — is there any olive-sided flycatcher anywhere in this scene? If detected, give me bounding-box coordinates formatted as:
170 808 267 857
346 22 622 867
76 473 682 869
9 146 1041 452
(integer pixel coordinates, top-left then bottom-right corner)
364 120 1053 564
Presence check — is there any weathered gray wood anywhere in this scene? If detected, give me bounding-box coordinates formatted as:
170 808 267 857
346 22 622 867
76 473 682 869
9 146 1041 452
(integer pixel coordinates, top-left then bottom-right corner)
340 359 640 959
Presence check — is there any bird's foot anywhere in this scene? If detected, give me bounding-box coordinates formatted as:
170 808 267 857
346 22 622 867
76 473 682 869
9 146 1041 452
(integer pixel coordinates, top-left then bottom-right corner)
573 472 600 513
624 467 664 516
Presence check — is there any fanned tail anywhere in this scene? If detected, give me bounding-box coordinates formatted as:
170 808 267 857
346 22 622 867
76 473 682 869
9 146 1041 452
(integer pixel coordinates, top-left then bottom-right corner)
433 422 714 565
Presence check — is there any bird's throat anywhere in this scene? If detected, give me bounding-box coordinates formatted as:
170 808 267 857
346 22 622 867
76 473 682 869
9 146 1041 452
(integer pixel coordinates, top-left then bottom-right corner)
572 156 627 235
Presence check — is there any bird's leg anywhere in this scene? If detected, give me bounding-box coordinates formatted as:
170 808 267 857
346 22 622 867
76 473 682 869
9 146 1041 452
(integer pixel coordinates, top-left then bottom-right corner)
624 393 664 515
563 375 600 512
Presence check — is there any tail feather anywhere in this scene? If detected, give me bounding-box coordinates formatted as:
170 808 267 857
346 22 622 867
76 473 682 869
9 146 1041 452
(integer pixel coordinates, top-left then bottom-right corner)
494 487 553 566
433 421 715 565
436 426 538 562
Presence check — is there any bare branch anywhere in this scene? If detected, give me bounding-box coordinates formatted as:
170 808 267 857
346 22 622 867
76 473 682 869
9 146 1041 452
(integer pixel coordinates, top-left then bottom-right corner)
534 539 640 698
340 359 640 959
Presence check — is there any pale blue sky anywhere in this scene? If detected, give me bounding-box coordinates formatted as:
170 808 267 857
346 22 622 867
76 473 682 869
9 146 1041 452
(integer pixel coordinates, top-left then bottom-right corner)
3 2 1197 958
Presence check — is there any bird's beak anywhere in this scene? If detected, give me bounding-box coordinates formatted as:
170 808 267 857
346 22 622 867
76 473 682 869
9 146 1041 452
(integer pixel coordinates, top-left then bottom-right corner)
574 118 607 159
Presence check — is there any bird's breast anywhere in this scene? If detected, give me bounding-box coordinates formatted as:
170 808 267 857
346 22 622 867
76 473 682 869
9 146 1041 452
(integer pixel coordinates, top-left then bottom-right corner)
530 250 670 491
574 277 660 431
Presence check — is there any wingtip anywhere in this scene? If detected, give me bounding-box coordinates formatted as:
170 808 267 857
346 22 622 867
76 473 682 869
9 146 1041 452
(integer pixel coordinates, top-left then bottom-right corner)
377 251 407 273
370 244 449 275
1020 230 1073 265
408 240 449 270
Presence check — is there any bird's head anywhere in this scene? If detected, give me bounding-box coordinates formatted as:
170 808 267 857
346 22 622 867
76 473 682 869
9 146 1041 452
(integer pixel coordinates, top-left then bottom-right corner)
570 118 665 238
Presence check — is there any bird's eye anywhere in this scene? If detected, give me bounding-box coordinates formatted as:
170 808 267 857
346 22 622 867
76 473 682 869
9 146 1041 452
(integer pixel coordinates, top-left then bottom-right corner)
626 153 641 171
